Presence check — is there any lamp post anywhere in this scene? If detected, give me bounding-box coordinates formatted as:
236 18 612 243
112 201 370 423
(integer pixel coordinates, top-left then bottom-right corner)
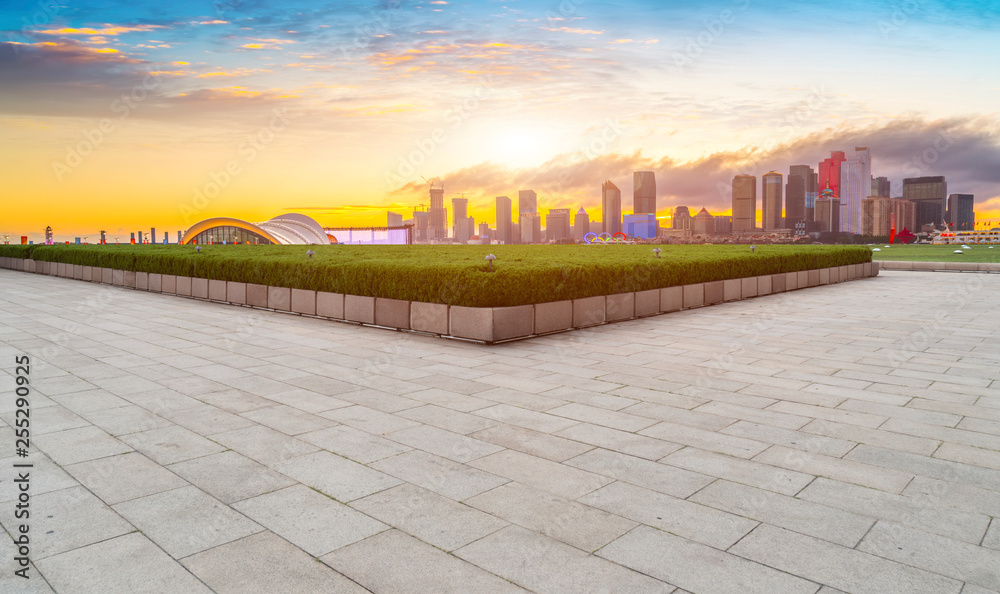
653 248 661 259
485 254 496 270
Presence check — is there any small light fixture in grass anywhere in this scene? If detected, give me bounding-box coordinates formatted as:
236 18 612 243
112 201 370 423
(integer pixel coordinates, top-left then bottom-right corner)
195 245 202 253
485 254 497 270
872 248 881 252
954 250 963 254
307 250 315 259
750 245 756 253
653 248 661 259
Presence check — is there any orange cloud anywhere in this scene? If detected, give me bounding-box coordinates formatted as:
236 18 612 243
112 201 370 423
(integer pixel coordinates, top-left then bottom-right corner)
36 24 167 36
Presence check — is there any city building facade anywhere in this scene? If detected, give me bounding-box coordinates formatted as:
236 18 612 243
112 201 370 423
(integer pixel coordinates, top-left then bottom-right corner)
762 171 783 231
903 175 947 229
495 196 512 243
732 174 757 232
602 180 622 235
633 171 656 215
839 147 871 234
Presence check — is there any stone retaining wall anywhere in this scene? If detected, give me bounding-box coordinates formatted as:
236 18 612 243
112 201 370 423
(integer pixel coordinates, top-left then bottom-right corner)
877 261 1000 272
0 257 879 344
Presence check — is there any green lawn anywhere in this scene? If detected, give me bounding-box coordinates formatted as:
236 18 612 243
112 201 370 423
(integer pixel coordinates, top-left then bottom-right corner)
2 243 871 307
869 243 1000 263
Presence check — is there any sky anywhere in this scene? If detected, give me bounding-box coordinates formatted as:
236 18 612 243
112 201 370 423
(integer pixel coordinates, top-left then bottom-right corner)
1 0 998 242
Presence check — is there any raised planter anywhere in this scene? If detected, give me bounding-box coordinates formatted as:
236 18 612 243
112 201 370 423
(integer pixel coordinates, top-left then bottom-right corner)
209 279 227 302
176 276 193 297
606 293 635 322
723 279 741 302
682 284 704 309
162 275 177 295
136 272 149 291
660 286 683 313
317 292 345 319
375 298 408 329
149 273 162 293
292 289 317 316
572 296 605 328
345 295 375 324
266 286 290 311
227 282 247 305
534 300 573 334
246 283 267 307
634 289 659 317
449 305 533 342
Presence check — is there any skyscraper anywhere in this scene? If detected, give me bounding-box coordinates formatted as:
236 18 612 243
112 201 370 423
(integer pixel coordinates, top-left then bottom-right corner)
762 171 783 230
546 208 571 241
574 207 590 240
602 181 622 234
692 208 715 235
815 189 840 233
673 206 692 230
633 171 656 214
520 212 541 243
947 194 974 230
863 196 915 236
839 147 871 234
787 165 815 227
732 174 756 232
428 183 446 240
495 196 512 243
819 151 846 198
518 190 537 217
903 176 947 228
412 210 428 241
452 198 470 242
387 212 403 227
871 176 891 197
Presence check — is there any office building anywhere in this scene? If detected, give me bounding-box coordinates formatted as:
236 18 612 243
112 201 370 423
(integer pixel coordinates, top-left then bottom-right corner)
623 213 658 239
574 207 590 240
546 208 571 241
787 165 815 227
815 189 840 232
871 176 891 197
819 151 846 198
495 196 512 243
452 198 470 242
633 171 656 214
428 183 446 240
714 216 733 234
732 174 757 232
762 171 783 230
520 212 542 243
903 176 947 229
412 211 429 240
862 196 916 236
673 206 692 230
518 190 537 217
947 194 975 231
692 208 715 235
387 212 403 227
839 147 871 234
602 180 622 234
478 222 491 238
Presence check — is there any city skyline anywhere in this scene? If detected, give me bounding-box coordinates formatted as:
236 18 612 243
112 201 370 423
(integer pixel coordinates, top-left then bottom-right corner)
2 1 998 241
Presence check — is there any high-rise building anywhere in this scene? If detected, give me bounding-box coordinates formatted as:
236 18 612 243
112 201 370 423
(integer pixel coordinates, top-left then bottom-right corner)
947 194 975 231
839 147 871 234
602 181 622 234
387 211 403 227
412 211 429 241
714 216 733 234
633 171 656 214
903 176 947 229
732 174 756 232
819 151 847 198
862 196 916 236
546 208 571 241
151 228 157 244
692 208 715 235
428 183 446 240
574 207 590 240
815 189 841 232
518 190 537 217
452 198 470 242
787 165 815 227
478 222 491 238
673 206 692 230
871 176 891 197
520 212 541 243
495 196 512 243
762 171 783 230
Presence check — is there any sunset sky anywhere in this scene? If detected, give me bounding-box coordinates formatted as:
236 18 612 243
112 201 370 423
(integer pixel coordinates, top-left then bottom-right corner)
2 0 998 242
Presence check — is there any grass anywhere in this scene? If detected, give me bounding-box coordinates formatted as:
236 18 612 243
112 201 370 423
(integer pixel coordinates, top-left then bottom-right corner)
0 243 871 307
869 243 1000 263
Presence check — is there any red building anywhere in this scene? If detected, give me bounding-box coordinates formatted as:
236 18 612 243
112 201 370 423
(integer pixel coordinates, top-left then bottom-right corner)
818 151 846 198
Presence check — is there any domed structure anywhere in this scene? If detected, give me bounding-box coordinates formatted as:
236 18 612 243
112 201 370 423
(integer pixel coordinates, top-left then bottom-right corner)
180 213 331 245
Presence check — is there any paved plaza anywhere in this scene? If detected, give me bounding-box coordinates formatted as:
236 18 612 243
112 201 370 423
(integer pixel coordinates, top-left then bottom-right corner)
1 268 999 593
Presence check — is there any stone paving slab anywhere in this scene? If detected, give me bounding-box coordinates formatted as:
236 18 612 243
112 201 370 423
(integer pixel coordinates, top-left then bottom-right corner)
1 269 999 592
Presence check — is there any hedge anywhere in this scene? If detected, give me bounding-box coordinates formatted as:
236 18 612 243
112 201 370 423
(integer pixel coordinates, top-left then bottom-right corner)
0 244 871 308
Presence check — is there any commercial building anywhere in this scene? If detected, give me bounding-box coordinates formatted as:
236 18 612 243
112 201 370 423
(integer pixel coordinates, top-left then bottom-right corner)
412 211 429 241
862 196 916 236
787 165 816 227
428 183 446 240
762 171 783 231
452 198 471 242
633 171 656 215
815 189 840 233
495 196 512 243
903 176 947 229
602 180 622 235
947 193 975 231
673 206 692 231
871 176 891 197
623 213 658 239
692 208 715 236
732 174 757 232
520 212 542 243
714 216 733 234
546 208 572 241
819 151 846 199
387 212 403 227
181 213 331 245
839 147 871 234
574 207 590 240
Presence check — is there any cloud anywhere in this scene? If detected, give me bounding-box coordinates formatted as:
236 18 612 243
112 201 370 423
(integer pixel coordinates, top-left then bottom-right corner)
34 24 167 36
542 27 604 35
